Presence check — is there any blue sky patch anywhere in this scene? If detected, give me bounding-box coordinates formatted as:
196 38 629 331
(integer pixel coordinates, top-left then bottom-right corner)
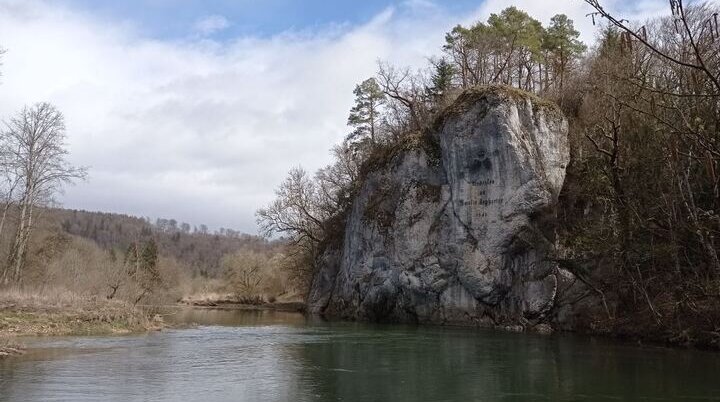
56 0 484 39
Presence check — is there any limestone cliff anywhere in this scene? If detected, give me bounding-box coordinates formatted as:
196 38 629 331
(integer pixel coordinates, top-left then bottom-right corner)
308 86 576 329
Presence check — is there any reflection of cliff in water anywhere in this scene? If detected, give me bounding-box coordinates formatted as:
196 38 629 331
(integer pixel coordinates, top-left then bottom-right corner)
290 323 720 402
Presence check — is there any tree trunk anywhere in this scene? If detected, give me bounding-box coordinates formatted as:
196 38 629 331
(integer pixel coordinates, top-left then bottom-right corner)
6 185 34 284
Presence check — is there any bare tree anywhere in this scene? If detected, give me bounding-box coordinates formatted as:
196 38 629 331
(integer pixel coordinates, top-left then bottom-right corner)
315 142 363 216
584 0 720 94
222 249 266 296
257 167 326 246
582 1 720 277
0 141 21 240
0 103 87 284
376 62 427 133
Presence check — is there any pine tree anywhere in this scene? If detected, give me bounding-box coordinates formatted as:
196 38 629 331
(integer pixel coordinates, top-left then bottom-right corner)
124 242 140 276
543 14 586 92
141 239 159 278
427 58 455 102
347 78 386 145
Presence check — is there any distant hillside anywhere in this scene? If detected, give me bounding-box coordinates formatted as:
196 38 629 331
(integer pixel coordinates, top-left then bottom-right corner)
48 208 281 277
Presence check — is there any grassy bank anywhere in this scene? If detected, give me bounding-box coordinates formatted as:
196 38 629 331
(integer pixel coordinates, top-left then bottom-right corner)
0 289 163 342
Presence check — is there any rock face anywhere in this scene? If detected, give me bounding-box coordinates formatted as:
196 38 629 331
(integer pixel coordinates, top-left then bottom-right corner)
308 86 571 327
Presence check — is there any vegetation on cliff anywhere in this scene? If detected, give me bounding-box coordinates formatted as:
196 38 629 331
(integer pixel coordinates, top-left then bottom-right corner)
556 0 720 349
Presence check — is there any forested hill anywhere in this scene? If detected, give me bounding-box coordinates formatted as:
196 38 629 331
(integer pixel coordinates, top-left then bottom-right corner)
48 208 279 277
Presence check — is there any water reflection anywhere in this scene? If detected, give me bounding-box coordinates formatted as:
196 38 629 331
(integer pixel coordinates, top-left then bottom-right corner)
292 325 720 401
1 309 718 402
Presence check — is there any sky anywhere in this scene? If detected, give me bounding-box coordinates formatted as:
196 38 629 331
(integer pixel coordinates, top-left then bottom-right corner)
0 0 667 233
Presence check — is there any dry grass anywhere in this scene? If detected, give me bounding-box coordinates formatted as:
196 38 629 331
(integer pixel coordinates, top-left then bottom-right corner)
179 289 305 311
0 287 163 337
179 272 303 308
0 287 91 308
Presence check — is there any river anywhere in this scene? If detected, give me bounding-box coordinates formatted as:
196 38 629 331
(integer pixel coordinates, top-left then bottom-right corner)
1 308 718 401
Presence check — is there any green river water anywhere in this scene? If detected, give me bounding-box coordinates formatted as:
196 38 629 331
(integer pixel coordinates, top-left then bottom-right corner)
1 308 718 401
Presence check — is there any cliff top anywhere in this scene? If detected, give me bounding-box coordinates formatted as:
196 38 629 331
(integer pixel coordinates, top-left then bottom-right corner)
437 85 563 127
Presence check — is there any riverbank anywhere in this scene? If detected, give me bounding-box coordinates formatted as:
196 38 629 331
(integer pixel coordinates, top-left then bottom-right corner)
0 337 24 357
0 289 163 347
180 293 305 313
574 315 720 351
2 307 718 401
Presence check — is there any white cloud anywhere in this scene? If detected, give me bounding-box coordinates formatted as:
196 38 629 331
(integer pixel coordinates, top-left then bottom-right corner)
0 0 667 232
193 15 230 37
